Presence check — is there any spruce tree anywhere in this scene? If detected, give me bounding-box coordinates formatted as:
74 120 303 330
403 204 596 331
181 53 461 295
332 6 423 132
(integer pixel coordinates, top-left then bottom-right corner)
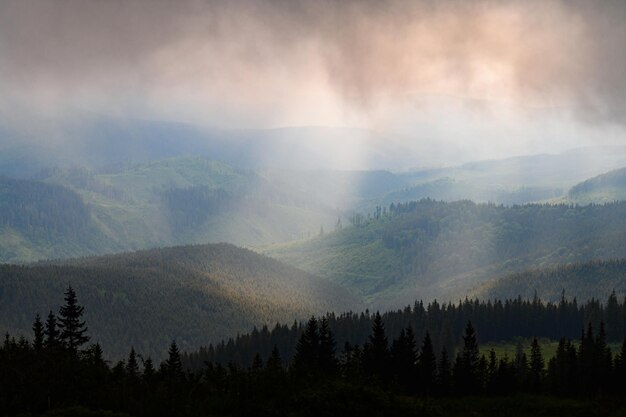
292 317 319 379
453 321 480 394
417 331 437 395
390 327 417 393
32 313 44 351
528 338 544 392
44 310 60 349
126 347 140 378
363 312 389 381
165 340 184 380
437 347 452 394
266 346 283 372
318 317 337 376
58 285 89 352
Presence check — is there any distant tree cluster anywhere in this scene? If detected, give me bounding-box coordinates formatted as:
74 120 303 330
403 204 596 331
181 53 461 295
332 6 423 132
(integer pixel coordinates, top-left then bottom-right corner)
183 292 626 369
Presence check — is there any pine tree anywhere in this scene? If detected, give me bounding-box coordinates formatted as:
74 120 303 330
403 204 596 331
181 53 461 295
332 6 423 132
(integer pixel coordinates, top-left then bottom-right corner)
266 346 283 372
390 327 416 393
437 347 452 395
44 310 60 349
165 340 184 380
32 313 44 351
88 343 106 368
318 317 337 376
58 285 89 352
417 331 437 395
126 347 140 378
528 338 544 392
143 357 156 382
453 321 480 394
251 353 263 371
292 317 319 379
363 312 390 382
514 340 528 389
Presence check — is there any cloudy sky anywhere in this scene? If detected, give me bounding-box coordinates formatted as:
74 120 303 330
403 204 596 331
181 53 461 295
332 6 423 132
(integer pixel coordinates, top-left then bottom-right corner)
1 0 626 166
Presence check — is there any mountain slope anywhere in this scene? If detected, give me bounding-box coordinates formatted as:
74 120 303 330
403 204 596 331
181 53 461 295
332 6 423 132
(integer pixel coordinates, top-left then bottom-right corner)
473 259 626 302
568 166 626 204
0 176 122 262
266 200 626 306
0 243 362 359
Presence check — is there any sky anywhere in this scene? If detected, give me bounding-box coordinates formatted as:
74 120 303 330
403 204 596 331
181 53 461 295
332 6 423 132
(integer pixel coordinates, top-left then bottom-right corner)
1 0 626 167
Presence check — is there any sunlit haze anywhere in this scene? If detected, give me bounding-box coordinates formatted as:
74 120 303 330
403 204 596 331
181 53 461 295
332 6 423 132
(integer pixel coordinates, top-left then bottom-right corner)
1 0 626 168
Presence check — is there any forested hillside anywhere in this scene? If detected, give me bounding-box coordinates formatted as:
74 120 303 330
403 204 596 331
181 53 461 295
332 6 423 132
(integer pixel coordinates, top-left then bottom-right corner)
0 176 121 261
4 290 626 416
475 260 626 302
0 243 362 359
267 199 626 305
568 166 626 204
0 157 346 262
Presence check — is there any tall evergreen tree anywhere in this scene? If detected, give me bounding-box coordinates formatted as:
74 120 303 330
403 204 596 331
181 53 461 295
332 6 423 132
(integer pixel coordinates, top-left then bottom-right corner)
318 317 337 376
437 347 452 394
58 285 89 352
363 312 390 382
165 340 184 381
44 310 60 348
126 347 140 378
292 317 319 379
417 331 437 395
32 313 44 351
390 327 417 392
528 338 544 392
453 321 480 394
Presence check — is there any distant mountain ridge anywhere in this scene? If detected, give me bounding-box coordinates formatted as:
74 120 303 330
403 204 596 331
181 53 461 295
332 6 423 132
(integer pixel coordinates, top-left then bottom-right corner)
0 243 362 359
568 166 626 204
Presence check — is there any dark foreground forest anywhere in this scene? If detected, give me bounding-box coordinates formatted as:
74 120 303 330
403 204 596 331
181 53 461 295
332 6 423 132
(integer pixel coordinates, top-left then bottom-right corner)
4 288 626 416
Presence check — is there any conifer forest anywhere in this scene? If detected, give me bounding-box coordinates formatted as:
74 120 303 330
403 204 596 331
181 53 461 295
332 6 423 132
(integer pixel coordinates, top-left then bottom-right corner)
6 0 626 415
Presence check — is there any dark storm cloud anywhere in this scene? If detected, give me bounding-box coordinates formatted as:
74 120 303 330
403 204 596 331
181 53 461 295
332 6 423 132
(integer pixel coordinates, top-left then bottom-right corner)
1 0 626 124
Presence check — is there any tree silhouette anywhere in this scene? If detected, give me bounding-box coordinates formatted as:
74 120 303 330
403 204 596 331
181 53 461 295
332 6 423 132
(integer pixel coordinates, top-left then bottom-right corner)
528 338 544 392
32 313 44 351
363 312 390 382
418 331 437 395
58 285 89 352
44 310 60 348
454 321 480 394
318 317 337 376
165 340 184 381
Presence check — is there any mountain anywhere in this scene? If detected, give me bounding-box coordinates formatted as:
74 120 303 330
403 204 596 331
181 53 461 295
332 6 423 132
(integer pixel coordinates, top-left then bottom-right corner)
0 176 122 262
473 259 626 302
265 199 626 306
567 166 626 204
0 243 362 359
0 157 350 262
0 116 420 177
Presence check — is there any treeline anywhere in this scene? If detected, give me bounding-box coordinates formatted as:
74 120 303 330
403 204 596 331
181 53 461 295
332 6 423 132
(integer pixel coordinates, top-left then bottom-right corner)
3 288 626 417
183 292 626 369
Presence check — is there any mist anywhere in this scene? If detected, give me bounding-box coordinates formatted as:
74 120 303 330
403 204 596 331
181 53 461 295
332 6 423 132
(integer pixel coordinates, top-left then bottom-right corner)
1 0 626 169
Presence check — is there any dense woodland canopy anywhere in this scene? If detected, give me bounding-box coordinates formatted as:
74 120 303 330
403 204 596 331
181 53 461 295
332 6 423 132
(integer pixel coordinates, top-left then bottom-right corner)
269 199 626 303
4 288 626 416
0 244 361 359
183 291 626 369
